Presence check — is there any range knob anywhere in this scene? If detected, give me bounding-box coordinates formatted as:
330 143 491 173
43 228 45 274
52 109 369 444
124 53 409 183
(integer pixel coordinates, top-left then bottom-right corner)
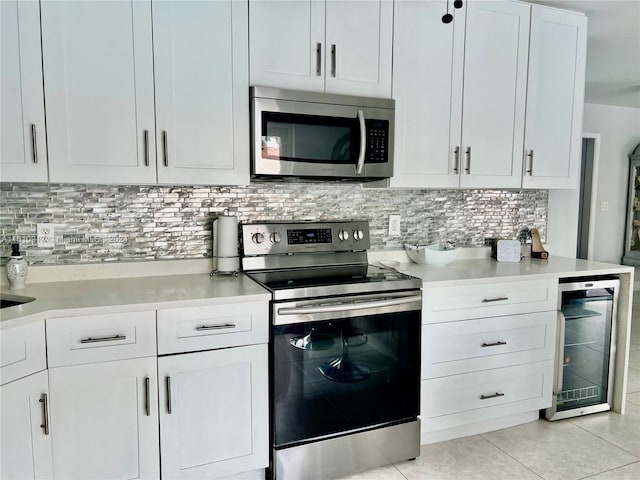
353 230 364 241
269 232 282 243
251 232 265 244
338 230 350 241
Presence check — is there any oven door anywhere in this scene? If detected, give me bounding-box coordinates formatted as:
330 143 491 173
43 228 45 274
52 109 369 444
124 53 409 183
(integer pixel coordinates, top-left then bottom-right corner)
252 97 393 179
271 291 421 448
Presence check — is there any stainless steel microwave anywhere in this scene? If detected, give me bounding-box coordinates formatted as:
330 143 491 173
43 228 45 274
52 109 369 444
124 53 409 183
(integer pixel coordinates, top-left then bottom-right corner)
250 87 394 181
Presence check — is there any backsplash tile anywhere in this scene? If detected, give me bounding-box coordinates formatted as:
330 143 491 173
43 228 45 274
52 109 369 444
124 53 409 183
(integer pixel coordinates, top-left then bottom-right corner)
0 182 547 265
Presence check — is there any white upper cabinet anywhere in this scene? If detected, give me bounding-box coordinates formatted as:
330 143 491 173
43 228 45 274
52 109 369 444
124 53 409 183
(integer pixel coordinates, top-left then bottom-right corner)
459 0 530 189
153 0 249 185
522 5 587 189
1 0 48 182
391 0 465 189
249 0 393 98
41 0 249 186
41 0 157 184
392 0 530 189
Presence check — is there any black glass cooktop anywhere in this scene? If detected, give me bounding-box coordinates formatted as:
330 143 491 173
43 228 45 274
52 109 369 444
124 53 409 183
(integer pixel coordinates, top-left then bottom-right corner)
245 264 422 300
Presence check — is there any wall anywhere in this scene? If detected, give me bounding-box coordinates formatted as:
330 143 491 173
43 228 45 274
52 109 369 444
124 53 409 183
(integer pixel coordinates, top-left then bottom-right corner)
587 104 640 263
0 182 547 265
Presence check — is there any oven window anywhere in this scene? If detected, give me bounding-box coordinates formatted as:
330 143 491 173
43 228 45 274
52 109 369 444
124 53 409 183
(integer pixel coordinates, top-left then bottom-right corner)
261 112 360 164
272 311 420 448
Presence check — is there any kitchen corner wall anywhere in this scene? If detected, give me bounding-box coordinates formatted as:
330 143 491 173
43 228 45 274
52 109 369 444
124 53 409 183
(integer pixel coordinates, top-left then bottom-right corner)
0 182 547 265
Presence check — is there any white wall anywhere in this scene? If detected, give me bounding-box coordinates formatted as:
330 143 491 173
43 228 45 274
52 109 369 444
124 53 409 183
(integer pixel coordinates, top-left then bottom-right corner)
549 103 640 263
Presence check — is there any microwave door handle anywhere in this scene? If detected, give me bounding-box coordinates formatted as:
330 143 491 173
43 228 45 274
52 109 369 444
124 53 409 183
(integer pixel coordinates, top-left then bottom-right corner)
355 110 366 174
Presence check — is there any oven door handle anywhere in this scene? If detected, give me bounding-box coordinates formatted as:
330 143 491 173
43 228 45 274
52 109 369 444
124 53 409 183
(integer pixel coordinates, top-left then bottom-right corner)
277 294 422 316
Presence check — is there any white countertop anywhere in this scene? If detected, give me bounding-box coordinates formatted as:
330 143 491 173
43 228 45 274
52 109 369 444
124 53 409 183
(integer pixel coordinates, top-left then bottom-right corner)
1 254 633 329
0 273 270 329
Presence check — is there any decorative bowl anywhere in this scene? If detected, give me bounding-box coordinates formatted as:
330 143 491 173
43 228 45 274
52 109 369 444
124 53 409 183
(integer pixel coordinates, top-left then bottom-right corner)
405 243 461 266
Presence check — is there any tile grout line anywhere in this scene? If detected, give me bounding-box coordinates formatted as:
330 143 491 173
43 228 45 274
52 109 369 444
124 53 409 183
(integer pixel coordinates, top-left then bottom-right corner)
567 417 640 461
479 432 546 480
574 459 640 479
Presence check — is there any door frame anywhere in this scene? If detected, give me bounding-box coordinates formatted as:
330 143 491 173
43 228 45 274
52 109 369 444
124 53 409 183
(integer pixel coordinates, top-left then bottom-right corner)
582 132 601 260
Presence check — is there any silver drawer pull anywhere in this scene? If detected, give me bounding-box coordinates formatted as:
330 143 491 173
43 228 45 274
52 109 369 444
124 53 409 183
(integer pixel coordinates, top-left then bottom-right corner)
80 334 127 344
39 394 49 435
481 341 507 347
481 297 509 303
196 323 236 331
480 392 505 400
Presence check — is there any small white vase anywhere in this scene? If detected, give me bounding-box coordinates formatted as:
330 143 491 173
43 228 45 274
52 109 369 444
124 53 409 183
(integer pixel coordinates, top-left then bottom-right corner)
6 254 27 290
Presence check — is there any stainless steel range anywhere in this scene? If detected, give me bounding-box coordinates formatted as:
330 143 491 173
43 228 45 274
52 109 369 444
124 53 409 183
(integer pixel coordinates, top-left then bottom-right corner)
241 220 422 480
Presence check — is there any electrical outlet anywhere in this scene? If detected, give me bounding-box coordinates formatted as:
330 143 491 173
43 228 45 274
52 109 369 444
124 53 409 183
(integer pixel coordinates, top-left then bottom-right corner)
37 223 55 248
601 201 609 212
388 214 401 236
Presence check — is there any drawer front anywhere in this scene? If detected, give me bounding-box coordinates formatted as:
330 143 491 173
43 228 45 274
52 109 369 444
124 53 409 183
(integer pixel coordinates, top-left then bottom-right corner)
157 301 268 354
0 320 47 385
46 311 156 367
421 360 554 433
422 311 557 379
423 278 558 323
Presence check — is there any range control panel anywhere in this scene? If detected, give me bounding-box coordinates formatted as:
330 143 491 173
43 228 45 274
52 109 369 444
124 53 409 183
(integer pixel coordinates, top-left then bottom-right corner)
241 221 370 256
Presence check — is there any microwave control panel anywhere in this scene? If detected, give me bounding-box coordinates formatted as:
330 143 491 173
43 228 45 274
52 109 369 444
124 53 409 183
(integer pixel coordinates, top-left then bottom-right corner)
366 120 389 163
241 221 370 256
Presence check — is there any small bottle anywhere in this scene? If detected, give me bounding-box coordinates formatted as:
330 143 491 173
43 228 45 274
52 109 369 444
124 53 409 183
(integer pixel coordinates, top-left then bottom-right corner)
6 243 27 290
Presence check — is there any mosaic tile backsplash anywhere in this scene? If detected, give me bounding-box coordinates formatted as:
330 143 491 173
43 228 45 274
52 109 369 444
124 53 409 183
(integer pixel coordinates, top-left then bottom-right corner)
0 182 547 265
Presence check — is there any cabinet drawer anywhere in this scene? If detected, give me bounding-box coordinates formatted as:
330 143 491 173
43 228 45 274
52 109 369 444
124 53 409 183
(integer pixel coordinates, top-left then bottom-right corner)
422 278 558 323
46 311 156 367
421 360 554 433
422 311 557 379
157 301 268 354
0 320 47 385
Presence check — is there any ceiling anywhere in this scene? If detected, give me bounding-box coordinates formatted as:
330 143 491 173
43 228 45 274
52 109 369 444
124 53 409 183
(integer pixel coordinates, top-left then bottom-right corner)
527 0 640 109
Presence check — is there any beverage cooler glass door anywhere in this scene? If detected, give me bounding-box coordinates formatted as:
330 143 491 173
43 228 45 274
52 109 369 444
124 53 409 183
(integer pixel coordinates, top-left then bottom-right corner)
548 279 618 420
272 307 420 448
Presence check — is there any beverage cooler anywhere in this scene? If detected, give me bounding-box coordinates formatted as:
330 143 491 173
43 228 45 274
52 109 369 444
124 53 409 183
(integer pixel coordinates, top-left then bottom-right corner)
546 277 619 421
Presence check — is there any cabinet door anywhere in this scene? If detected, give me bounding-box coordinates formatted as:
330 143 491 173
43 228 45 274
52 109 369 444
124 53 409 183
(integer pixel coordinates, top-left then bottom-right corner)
390 0 464 188
522 6 587 190
459 0 530 189
249 0 326 92
41 0 156 184
48 357 159 480
154 0 249 185
158 344 268 479
0 371 53 480
325 0 393 98
0 0 47 182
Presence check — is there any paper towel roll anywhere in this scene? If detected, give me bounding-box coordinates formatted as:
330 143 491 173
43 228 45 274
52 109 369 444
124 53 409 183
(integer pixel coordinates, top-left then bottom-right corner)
213 215 239 273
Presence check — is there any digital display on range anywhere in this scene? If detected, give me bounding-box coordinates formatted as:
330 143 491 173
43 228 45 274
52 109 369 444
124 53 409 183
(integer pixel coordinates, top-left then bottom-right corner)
287 228 332 244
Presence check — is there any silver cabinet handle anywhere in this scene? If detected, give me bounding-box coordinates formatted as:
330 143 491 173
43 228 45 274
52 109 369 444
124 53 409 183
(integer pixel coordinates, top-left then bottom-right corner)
481 341 507 347
355 110 366 174
39 393 49 435
31 124 38 164
453 146 460 173
316 42 322 76
166 376 172 414
144 377 150 416
143 129 149 166
331 44 336 77
162 131 168 167
80 334 126 344
481 297 508 303
526 149 534 175
196 323 236 331
480 392 505 400
464 147 471 173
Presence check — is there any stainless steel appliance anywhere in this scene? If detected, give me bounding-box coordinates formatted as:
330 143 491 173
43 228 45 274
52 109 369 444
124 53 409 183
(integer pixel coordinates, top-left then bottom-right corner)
250 87 394 181
546 276 619 421
241 221 421 480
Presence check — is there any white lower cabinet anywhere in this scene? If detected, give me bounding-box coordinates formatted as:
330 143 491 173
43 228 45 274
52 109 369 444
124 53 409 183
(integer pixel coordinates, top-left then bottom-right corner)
0 370 53 480
48 357 160 480
158 344 268 479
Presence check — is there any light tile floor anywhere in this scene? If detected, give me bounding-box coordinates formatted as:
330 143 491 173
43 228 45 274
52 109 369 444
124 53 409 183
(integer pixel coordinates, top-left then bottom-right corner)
338 298 640 480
